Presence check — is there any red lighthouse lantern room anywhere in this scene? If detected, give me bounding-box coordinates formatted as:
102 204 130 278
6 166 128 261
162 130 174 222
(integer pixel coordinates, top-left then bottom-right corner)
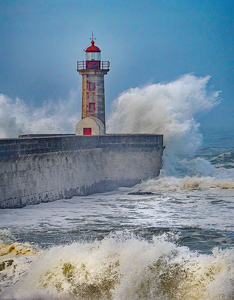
85 40 101 69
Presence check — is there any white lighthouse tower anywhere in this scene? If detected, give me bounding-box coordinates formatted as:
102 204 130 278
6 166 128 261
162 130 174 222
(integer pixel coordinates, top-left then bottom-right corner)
75 37 110 135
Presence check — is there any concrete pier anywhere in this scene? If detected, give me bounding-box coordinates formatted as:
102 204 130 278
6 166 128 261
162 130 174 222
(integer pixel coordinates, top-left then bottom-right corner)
0 134 164 208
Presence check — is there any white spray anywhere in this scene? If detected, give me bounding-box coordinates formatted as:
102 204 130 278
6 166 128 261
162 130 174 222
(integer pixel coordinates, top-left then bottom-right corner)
107 74 220 153
0 90 80 138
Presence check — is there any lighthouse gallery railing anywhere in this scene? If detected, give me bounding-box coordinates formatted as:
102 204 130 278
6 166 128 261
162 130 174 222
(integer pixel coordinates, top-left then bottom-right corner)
77 61 110 71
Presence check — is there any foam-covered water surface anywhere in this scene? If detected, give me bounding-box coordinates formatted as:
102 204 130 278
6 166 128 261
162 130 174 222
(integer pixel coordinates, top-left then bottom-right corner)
1 182 233 299
0 232 234 300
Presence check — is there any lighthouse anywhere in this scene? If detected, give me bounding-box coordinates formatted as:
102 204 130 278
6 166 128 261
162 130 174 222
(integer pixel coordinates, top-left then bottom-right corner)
76 37 110 135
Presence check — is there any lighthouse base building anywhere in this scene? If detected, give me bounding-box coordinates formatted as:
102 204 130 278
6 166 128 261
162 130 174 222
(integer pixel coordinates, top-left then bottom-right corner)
0 38 164 209
76 117 105 135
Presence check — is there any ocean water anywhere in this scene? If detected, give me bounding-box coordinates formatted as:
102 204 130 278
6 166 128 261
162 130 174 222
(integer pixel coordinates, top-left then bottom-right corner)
0 74 234 299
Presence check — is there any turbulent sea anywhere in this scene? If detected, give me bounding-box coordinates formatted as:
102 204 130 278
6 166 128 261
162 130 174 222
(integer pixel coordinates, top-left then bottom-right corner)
0 74 234 299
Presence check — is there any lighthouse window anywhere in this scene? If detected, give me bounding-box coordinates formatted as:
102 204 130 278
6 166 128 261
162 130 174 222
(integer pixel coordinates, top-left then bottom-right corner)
89 103 95 112
86 52 101 61
88 82 95 91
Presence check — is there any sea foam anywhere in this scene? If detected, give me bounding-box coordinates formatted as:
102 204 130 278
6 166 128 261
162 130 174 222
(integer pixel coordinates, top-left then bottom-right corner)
1 234 233 300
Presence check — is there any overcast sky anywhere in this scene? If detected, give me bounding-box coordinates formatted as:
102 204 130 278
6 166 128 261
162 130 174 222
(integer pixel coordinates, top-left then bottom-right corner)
1 0 233 130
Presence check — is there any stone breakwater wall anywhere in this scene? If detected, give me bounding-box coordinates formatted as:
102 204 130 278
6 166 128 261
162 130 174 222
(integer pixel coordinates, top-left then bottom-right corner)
0 134 164 208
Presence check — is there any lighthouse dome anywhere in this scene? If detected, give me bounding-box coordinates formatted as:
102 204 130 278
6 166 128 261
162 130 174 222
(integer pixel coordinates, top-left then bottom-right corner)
85 40 101 53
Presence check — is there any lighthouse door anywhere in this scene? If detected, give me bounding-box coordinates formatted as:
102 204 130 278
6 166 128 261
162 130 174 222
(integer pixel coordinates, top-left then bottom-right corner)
83 128 92 135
